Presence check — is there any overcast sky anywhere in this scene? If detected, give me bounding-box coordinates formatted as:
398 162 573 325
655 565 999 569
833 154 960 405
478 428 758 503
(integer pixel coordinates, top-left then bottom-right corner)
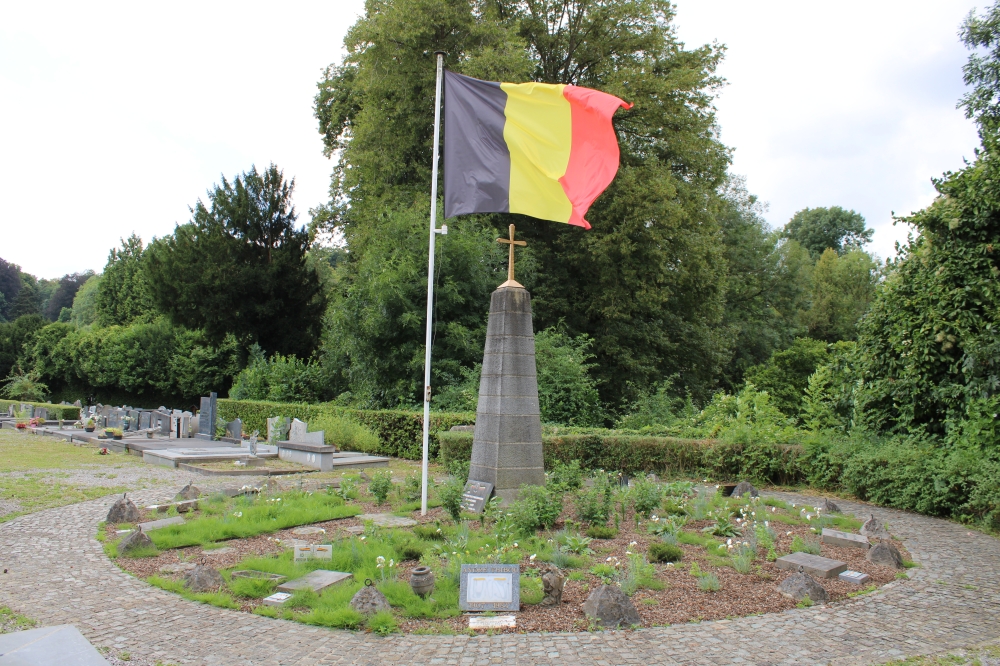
0 1 984 278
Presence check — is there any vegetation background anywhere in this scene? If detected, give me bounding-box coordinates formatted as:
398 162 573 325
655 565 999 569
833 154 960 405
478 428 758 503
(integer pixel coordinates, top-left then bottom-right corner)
1 0 997 529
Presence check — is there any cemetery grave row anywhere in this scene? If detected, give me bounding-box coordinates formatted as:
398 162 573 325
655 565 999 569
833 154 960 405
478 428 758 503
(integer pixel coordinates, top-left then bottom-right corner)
101 471 912 635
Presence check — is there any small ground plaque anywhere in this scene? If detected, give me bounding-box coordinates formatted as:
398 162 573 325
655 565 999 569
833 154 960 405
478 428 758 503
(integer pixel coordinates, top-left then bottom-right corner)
138 516 185 531
293 544 334 561
263 592 293 607
459 564 520 612
358 513 418 528
460 480 494 513
839 570 871 585
821 528 870 550
469 615 516 629
775 552 848 579
277 569 352 593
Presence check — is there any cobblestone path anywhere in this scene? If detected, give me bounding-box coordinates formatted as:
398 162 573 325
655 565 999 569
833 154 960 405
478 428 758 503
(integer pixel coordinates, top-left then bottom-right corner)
1 483 998 665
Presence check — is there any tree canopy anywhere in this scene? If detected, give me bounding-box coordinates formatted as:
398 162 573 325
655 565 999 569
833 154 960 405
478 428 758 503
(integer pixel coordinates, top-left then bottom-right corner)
145 164 325 359
315 0 733 409
783 206 874 258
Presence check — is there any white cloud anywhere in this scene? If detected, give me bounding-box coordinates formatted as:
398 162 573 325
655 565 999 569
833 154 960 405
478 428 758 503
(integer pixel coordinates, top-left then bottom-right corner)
673 0 982 261
0 1 984 277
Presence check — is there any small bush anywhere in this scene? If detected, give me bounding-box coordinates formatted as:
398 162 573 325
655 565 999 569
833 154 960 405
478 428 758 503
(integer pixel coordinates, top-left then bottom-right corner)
399 543 425 561
368 470 393 505
576 473 614 525
585 525 618 539
519 485 563 529
438 478 466 523
548 460 584 490
697 572 720 592
631 477 663 517
648 542 683 563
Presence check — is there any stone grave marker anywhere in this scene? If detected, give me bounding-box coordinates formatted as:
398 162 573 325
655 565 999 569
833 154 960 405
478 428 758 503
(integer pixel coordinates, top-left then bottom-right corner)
196 392 218 441
460 480 494 513
20 404 33 418
358 513 418 528
0 624 110 665
821 528 870 550
469 616 516 629
267 416 289 443
35 407 48 420
139 411 151 430
839 570 871 585
139 516 186 532
226 419 242 440
277 570 352 594
263 592 292 607
459 563 520 612
775 552 848 579
289 418 308 441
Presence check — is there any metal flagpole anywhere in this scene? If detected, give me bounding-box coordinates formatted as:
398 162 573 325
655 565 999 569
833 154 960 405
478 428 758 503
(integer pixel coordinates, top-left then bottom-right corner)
421 51 447 516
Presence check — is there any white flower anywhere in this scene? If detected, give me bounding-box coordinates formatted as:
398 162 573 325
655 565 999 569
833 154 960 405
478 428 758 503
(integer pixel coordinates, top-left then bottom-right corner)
703 479 708 482
360 536 366 541
606 557 613 562
736 518 742 523
715 485 720 489
626 550 633 555
751 512 756 517
726 538 732 545
651 515 659 522
233 511 242 517
764 521 769 527
513 542 518 548
452 551 457 555
389 559 395 568
629 541 637 546
786 531 793 536
806 515 812 521
772 507 776 513
791 503 796 508
529 554 536 562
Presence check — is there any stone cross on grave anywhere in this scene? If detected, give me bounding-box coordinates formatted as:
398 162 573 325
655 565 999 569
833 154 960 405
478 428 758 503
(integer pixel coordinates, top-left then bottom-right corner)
496 224 526 288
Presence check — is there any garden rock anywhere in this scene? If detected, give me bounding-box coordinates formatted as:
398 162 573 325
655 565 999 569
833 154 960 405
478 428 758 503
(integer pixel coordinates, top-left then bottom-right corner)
539 567 566 606
867 541 904 569
861 514 891 540
175 482 201 501
582 584 641 628
732 481 759 498
350 585 390 616
817 498 841 513
777 570 829 604
118 527 153 553
106 494 141 524
184 564 224 592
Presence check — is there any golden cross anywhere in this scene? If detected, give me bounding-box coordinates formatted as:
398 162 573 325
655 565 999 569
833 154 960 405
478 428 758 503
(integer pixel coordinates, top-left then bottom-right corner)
496 224 527 288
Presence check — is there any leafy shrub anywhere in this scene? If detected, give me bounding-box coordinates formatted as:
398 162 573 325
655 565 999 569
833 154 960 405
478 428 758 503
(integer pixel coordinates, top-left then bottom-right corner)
309 413 380 452
631 476 663 517
402 473 421 502
519 485 563 530
648 542 683 563
437 478 465 524
366 610 398 636
548 459 584 490
585 525 617 539
576 473 614 525
590 563 617 584
229 345 330 403
368 470 393 504
561 535 593 555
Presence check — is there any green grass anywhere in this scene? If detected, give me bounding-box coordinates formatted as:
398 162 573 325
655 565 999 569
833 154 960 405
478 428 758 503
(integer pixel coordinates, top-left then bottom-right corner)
520 575 544 604
677 530 727 556
147 576 239 609
0 606 36 633
147 492 361 549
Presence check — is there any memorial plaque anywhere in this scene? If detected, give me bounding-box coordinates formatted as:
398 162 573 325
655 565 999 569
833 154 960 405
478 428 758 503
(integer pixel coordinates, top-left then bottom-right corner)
459 563 520 612
839 570 871 585
196 392 217 441
460 480 494 514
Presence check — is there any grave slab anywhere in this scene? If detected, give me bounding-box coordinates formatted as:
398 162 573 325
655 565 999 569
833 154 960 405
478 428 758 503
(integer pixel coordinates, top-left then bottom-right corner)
358 513 418 528
291 527 327 536
276 570 352 594
839 570 872 585
142 446 278 468
469 615 516 629
0 624 110 665
138 516 186 532
821 528 870 550
775 552 848 579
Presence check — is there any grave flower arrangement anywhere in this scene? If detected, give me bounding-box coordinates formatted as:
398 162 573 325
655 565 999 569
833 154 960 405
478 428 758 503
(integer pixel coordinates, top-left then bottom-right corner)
109 428 124 440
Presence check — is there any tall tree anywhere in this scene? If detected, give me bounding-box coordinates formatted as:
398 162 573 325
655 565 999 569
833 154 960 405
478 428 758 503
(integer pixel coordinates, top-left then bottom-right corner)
801 248 881 342
0 258 21 322
10 277 41 319
315 0 732 408
145 164 325 358
783 206 873 258
44 272 95 321
96 235 156 327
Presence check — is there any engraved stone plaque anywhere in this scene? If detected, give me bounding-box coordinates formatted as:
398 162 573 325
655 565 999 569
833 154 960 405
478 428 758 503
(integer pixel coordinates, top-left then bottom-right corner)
460 480 494 514
459 564 519 612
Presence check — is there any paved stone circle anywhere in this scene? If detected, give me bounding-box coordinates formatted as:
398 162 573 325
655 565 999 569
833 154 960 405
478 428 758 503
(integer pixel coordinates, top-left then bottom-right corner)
1 481 998 665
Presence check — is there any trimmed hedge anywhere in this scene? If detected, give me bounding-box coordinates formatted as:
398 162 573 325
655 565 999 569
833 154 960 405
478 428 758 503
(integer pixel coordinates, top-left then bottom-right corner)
0 400 80 421
217 399 474 460
437 430 806 485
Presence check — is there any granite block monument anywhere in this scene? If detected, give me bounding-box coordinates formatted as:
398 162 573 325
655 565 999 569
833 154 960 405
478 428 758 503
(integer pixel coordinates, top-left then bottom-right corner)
467 225 545 504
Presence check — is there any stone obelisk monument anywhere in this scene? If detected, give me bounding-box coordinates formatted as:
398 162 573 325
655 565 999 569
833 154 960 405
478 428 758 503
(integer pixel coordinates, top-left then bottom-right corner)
467 224 546 504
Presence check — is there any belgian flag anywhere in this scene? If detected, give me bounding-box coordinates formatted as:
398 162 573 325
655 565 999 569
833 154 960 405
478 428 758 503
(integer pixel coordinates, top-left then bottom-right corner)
443 70 631 229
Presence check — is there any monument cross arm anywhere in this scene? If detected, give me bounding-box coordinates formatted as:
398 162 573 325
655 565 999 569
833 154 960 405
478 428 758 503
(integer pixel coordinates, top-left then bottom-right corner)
496 223 527 288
